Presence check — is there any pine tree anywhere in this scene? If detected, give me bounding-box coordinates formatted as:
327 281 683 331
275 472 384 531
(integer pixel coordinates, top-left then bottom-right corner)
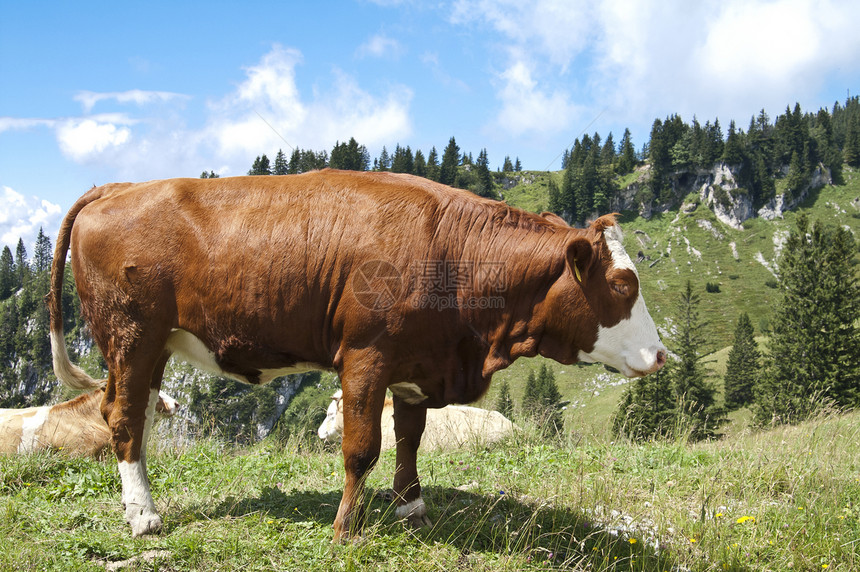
287 149 301 174
547 177 562 215
617 128 637 174
503 156 513 172
843 117 860 167
377 146 391 171
669 281 727 440
413 149 427 178
537 364 564 436
755 215 860 424
601 132 616 168
439 137 460 186
722 120 745 165
14 239 29 290
248 154 271 175
522 369 540 418
0 246 14 300
514 157 522 172
495 379 514 419
785 150 807 200
32 228 52 274
273 149 289 175
391 144 414 174
723 313 760 410
473 148 495 198
612 368 675 441
426 147 440 181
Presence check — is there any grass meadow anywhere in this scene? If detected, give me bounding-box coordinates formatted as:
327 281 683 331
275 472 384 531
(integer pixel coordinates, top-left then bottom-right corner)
2 405 859 571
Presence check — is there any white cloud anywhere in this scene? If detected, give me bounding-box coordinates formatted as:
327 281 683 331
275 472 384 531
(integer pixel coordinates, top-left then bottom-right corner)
74 90 189 113
56 118 132 162
453 0 594 70
208 44 412 160
0 187 62 252
0 117 57 134
454 0 860 135
356 34 402 59
495 60 579 136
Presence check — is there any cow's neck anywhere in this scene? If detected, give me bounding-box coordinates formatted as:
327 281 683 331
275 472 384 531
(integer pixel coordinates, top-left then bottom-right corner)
437 205 573 380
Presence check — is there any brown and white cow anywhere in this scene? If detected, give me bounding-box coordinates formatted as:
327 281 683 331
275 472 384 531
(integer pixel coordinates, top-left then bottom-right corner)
0 388 177 457
48 170 665 539
318 389 517 451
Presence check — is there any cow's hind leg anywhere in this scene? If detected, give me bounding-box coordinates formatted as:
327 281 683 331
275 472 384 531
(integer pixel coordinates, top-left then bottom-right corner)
102 342 170 537
392 397 432 528
333 353 388 541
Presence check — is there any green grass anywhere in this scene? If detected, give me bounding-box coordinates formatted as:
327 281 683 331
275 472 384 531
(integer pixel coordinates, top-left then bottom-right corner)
2 409 860 570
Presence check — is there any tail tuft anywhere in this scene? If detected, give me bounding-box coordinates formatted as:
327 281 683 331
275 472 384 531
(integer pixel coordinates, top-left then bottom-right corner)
50 330 105 390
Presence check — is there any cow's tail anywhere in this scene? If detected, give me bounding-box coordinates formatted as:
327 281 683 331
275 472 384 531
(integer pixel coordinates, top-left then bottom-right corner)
46 186 107 391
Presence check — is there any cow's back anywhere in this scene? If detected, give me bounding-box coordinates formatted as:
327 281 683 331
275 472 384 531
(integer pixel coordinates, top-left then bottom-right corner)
69 171 457 374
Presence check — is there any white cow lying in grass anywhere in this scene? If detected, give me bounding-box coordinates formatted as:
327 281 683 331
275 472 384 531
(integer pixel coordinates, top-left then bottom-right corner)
318 389 516 451
0 388 178 457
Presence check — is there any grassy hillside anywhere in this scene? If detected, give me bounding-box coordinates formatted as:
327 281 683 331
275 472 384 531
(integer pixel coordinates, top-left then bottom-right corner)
2 409 859 570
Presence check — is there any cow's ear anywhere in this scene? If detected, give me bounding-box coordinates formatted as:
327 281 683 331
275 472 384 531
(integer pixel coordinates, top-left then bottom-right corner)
564 236 592 284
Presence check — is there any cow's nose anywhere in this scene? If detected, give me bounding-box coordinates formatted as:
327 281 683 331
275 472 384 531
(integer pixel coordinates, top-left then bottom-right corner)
655 349 667 369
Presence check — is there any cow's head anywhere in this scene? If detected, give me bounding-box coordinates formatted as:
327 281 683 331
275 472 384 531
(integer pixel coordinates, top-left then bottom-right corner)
155 391 178 417
540 215 666 377
317 389 344 441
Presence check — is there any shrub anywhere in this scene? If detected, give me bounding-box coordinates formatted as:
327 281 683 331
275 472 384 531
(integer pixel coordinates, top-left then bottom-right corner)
705 282 721 293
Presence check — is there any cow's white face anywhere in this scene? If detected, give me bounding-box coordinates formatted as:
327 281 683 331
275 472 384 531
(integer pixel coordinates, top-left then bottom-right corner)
577 225 667 377
155 391 178 417
317 390 343 441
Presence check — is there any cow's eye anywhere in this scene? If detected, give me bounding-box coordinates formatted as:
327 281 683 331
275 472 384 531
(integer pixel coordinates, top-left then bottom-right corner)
610 280 630 297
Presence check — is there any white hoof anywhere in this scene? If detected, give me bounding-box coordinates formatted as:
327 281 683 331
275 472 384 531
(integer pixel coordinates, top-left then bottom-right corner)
395 497 433 529
126 504 163 537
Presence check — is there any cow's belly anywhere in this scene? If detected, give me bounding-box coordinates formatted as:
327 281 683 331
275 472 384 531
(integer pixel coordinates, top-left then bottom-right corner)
165 329 323 384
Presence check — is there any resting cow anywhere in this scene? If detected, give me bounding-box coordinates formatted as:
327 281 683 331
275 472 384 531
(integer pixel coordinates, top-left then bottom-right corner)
47 170 666 539
318 389 516 451
0 388 177 456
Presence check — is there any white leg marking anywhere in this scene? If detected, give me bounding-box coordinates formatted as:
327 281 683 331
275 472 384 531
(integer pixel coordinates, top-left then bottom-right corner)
118 391 162 537
395 497 427 520
118 460 162 536
18 408 48 453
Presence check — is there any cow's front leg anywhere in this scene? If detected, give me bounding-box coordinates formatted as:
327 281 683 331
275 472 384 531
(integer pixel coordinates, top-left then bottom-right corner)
392 397 432 528
333 374 387 541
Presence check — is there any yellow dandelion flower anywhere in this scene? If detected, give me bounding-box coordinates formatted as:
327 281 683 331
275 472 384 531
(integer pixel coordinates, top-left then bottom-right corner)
715 512 724 518
736 516 755 524
629 538 637 544
798 506 805 511
822 565 829 569
689 538 697 543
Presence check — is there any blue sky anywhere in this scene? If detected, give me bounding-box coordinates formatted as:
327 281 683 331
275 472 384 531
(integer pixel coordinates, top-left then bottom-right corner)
2 0 859 252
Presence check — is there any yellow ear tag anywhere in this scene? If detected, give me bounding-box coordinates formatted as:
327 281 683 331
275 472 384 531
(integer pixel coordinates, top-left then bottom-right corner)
573 259 582 283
